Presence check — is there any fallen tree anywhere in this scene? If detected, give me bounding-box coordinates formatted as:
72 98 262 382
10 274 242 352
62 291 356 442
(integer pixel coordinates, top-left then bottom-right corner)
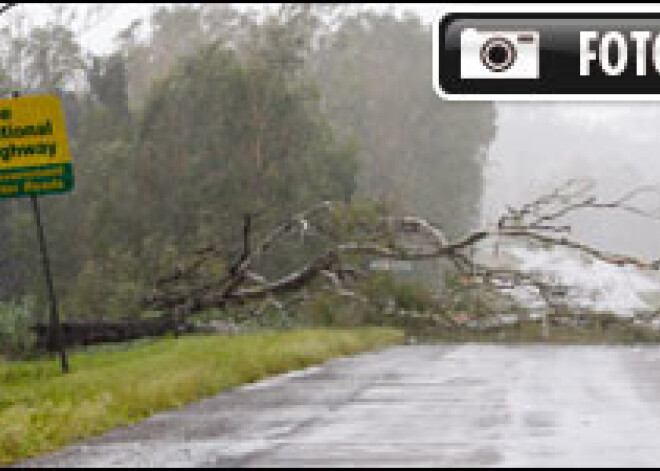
144 179 660 327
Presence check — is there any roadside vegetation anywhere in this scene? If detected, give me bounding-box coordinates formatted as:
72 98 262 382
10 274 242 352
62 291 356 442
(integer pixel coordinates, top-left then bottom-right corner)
413 320 660 344
0 327 403 466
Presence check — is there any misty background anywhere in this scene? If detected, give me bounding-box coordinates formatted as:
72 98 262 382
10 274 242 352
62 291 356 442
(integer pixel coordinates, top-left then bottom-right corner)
484 102 660 261
0 2 658 343
20 3 660 258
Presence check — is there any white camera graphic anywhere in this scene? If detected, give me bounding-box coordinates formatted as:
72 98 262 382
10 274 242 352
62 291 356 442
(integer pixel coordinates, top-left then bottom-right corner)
460 28 540 79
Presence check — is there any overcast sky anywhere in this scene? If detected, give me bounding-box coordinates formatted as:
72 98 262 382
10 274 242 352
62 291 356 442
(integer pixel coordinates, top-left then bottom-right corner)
7 3 446 55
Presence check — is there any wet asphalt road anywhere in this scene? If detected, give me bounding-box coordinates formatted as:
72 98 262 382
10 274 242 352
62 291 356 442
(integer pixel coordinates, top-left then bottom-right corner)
19 344 660 468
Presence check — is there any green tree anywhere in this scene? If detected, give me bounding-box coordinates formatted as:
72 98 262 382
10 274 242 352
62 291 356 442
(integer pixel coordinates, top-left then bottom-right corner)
132 43 357 275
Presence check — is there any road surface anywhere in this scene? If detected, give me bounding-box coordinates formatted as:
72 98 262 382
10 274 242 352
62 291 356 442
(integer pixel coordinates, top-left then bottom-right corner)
19 344 660 467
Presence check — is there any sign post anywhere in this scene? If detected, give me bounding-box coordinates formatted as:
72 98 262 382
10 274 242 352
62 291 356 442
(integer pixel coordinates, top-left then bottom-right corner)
3 93 74 373
31 194 68 372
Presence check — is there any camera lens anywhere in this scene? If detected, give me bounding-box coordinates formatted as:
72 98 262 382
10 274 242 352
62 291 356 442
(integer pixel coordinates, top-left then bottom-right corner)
488 46 508 65
480 37 517 72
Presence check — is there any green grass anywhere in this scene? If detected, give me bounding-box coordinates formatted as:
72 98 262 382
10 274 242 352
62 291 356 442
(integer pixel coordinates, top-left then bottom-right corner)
0 327 403 466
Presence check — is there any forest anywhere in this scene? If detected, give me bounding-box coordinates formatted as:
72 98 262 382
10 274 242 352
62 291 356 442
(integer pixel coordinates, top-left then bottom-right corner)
0 4 497 356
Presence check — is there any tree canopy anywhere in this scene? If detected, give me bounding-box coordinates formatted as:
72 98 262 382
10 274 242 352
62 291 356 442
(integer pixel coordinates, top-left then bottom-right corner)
0 5 496 324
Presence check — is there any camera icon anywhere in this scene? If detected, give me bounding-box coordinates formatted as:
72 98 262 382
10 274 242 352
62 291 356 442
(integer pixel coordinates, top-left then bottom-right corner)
460 28 540 79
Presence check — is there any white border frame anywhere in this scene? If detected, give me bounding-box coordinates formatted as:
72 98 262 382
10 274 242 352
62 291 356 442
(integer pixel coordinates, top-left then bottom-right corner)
433 3 660 101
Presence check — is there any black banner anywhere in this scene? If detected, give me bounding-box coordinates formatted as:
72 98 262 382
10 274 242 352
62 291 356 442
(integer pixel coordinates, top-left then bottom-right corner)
436 13 660 96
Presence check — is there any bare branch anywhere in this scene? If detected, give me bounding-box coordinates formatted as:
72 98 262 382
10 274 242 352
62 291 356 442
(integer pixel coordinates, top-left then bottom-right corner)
145 181 660 319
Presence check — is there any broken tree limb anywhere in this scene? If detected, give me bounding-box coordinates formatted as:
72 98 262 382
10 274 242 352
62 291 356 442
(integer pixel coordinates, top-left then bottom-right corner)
145 181 660 318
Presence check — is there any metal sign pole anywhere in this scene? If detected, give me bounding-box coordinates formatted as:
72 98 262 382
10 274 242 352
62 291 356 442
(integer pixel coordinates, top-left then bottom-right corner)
30 195 69 373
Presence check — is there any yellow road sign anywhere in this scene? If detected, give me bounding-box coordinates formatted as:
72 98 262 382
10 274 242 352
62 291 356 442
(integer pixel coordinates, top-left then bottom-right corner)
0 94 73 198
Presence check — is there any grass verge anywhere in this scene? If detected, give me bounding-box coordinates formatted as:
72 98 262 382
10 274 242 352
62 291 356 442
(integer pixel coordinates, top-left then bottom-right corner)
0 327 403 466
